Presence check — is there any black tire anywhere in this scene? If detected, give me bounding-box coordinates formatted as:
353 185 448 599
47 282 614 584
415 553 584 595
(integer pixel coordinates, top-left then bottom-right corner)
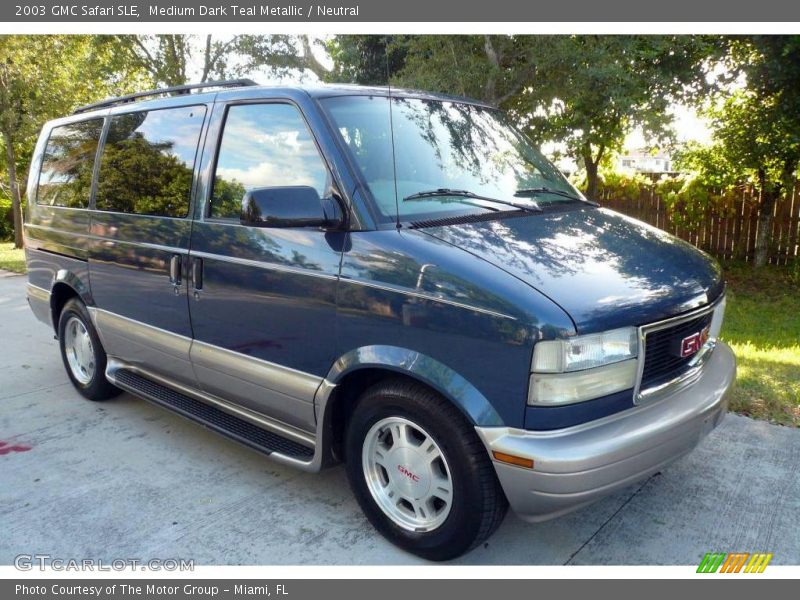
57 298 121 401
345 378 508 561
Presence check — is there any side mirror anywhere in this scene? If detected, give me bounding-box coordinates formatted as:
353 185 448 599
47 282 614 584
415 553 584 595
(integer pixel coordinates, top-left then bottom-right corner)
240 186 343 229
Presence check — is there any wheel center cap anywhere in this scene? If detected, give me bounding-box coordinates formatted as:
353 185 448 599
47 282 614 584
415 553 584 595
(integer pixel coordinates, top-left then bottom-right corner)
388 447 431 498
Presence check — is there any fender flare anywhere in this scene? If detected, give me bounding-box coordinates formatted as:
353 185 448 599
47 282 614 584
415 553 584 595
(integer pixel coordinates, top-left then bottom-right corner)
325 345 504 427
50 269 93 328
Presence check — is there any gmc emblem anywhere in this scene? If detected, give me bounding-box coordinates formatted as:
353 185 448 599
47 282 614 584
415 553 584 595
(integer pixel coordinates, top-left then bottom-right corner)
680 326 710 358
397 465 420 482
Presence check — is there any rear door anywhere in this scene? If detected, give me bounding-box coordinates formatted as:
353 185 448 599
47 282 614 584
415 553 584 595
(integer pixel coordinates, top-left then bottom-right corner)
88 103 207 384
187 100 345 433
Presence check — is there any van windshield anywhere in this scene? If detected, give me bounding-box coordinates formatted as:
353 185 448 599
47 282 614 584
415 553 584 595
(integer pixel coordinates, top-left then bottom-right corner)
321 95 582 223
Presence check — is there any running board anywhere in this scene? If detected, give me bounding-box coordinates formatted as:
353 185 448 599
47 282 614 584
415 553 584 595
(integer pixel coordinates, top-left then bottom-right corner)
112 369 315 463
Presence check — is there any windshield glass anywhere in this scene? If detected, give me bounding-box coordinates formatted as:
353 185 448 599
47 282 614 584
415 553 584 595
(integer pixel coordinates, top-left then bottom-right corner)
321 95 582 223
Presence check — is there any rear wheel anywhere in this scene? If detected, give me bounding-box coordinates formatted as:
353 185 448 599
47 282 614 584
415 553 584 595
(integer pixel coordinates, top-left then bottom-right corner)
58 298 120 401
345 378 507 561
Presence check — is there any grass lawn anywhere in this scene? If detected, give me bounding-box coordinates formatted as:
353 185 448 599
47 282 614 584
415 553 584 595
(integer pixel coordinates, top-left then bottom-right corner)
0 242 25 274
0 241 796 425
721 262 800 427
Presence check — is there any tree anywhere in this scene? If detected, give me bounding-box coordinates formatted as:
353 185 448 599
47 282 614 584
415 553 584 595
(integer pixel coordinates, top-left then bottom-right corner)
330 35 716 200
232 35 329 81
329 35 538 106
325 35 407 85
392 35 538 107
0 36 129 248
112 34 330 87
110 35 194 86
1 37 51 247
677 37 800 267
509 36 718 200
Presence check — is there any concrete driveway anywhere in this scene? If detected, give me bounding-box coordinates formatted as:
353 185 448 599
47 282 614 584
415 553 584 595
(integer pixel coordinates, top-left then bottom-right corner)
1 272 798 565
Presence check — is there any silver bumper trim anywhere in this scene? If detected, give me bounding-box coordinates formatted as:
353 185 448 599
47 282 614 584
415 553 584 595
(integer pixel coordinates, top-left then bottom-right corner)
476 341 736 522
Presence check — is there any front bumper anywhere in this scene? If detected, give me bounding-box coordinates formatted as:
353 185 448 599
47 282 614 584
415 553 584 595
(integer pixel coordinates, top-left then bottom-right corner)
476 341 736 522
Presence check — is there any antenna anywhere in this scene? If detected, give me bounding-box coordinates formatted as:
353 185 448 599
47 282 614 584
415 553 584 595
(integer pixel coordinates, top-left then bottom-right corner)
385 37 401 230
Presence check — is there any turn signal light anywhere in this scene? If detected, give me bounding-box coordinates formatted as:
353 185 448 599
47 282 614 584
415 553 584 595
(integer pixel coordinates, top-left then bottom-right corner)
492 451 534 469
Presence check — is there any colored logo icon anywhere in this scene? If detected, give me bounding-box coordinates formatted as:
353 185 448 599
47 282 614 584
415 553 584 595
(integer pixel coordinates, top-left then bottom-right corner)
697 552 773 573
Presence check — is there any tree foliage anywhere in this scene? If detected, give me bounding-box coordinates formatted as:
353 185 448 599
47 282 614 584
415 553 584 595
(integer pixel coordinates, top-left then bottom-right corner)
325 35 406 85
391 35 537 107
329 35 540 107
329 35 717 201
111 34 330 87
509 35 717 199
0 35 131 247
676 36 800 266
233 35 330 81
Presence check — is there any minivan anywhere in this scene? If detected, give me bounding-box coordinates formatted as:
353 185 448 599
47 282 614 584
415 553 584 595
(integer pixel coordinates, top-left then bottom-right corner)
24 80 736 561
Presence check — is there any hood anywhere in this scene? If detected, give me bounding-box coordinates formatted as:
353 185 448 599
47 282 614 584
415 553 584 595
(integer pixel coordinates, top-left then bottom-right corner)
418 207 724 333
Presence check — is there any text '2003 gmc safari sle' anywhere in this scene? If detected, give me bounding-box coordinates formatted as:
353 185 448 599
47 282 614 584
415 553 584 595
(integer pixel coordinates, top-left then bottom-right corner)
24 80 735 561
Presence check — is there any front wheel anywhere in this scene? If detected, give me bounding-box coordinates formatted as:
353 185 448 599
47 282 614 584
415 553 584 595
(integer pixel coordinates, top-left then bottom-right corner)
345 379 508 561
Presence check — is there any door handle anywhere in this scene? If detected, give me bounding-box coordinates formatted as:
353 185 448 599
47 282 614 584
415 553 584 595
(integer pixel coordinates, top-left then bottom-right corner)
169 254 182 285
191 257 203 290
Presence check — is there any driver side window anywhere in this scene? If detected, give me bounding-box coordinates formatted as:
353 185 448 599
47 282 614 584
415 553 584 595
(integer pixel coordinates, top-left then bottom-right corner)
210 103 330 219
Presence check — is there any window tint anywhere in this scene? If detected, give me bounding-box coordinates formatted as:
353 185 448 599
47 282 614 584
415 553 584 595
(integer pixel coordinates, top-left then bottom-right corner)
95 106 205 217
37 119 104 208
211 103 329 219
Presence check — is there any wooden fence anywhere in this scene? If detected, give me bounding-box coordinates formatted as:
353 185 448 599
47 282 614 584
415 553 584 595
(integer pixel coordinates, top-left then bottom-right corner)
597 181 800 265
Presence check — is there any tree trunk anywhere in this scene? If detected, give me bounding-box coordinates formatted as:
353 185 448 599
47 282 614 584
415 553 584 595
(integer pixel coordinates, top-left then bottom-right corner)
580 143 603 201
300 36 330 79
584 159 599 201
3 132 23 249
754 169 777 268
483 35 499 106
200 34 213 82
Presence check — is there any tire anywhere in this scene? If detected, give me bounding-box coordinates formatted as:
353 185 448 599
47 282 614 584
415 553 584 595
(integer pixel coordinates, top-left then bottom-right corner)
57 298 121 401
345 378 508 561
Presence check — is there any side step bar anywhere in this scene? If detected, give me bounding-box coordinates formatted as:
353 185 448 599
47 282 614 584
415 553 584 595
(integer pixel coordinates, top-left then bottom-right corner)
112 369 315 462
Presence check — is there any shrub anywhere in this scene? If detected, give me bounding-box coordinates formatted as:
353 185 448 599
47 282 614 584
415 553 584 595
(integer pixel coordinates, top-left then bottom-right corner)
0 196 14 243
597 169 654 201
569 166 654 201
655 173 735 232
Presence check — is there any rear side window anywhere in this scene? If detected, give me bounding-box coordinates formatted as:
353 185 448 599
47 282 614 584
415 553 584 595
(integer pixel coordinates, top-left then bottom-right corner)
37 119 104 208
210 103 329 219
95 105 206 218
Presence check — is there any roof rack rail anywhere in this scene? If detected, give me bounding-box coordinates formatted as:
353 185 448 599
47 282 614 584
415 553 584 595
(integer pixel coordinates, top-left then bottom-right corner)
73 78 259 114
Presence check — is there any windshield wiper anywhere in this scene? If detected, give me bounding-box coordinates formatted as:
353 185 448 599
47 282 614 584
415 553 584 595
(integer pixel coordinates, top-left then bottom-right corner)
403 188 542 213
515 187 599 206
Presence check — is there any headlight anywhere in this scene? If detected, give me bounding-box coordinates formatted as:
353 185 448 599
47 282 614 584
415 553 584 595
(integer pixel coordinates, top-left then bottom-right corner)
529 326 638 406
532 326 638 373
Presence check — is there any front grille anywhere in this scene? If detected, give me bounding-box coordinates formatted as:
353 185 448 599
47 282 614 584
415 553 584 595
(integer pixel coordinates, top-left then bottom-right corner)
641 312 713 389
